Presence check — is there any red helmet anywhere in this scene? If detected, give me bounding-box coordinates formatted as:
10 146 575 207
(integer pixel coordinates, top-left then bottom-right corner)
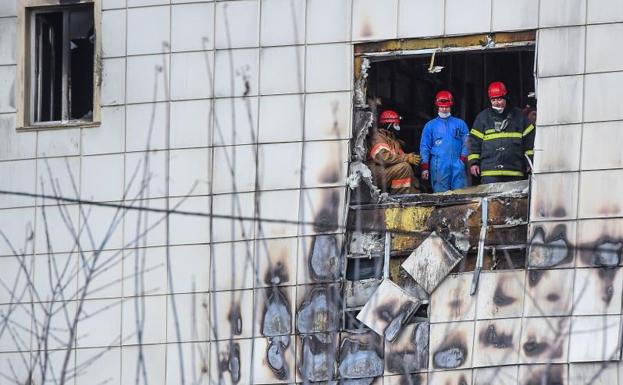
435 91 454 107
488 81 507 98
379 110 400 125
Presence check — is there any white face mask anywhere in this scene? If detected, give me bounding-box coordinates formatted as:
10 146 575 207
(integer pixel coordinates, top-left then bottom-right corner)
492 106 504 113
438 111 451 119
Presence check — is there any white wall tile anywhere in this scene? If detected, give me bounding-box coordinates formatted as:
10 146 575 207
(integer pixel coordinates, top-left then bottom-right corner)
540 0 586 27
36 156 81 202
79 205 125 252
128 0 168 6
258 94 303 143
427 370 472 384
126 54 168 103
258 142 302 190
171 51 214 100
0 18 16 65
32 253 77 301
581 121 623 170
171 99 212 148
300 187 344 235
34 205 80 254
166 294 210 342
121 345 166 385
37 129 80 157
445 0 491 35
260 46 305 95
352 0 398 41
585 72 623 122
102 58 126 106
569 362 618 385
255 237 297 287
398 0 444 38
213 97 259 146
528 221 577 269
430 273 476 322
78 250 123 298
122 247 167 296
77 299 122 347
212 144 256 194
0 207 34 257
125 151 168 199
587 0 623 23
168 244 210 293
476 270 526 319
81 154 125 202
524 268 574 316
0 257 31 304
0 1 17 16
127 6 170 55
214 48 259 97
491 0 538 31
304 91 352 140
307 0 351 43
533 124 581 173
519 318 570 364
572 267 623 315
428 321 474 370
473 366 518 385
82 106 126 155
302 140 348 188
171 3 215 52
536 75 583 126
305 44 351 93
578 169 623 218
256 189 299 238
569 315 621 362
0 66 15 113
211 193 256 243
260 0 305 46
530 172 579 221
169 196 211 245
211 240 255 290
215 0 260 49
473 318 521 367
0 159 36 208
126 102 168 151
586 24 623 73
0 114 36 161
538 26 585 77
102 9 126 58
165 343 210 384
169 148 210 196
210 289 254 339
76 348 121 385
576 218 623 267
123 200 168 248
31 301 76 350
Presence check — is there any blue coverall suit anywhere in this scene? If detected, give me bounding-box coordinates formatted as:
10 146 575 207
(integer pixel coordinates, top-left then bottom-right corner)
420 115 469 193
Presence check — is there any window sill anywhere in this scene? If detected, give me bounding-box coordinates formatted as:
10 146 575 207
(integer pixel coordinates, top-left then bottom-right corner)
17 121 101 131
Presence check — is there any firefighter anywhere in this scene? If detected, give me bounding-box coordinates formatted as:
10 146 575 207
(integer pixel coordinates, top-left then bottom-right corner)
367 110 421 194
420 90 469 193
468 81 535 184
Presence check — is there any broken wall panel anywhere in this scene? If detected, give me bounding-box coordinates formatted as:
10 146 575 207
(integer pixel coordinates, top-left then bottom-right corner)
475 270 525 319
429 273 476 323
576 218 623 268
519 317 570 364
356 279 421 342
572 267 623 315
384 322 429 375
428 321 475 371
568 315 621 362
472 318 521 367
528 221 576 269
524 269 574 317
473 366 519 385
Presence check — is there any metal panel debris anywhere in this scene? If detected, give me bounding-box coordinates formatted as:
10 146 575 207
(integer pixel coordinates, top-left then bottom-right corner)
357 279 421 342
401 232 464 295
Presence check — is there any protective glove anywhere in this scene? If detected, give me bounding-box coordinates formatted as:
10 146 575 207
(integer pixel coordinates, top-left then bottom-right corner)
405 153 421 166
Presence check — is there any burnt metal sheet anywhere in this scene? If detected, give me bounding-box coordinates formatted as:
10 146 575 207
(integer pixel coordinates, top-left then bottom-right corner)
485 224 528 246
384 322 429 374
528 222 575 268
487 197 528 226
473 366 518 385
426 202 480 231
518 364 568 385
429 273 476 323
356 279 421 342
428 321 474 370
344 278 382 308
568 315 621 362
401 232 464 295
519 317 570 364
390 265 429 302
475 271 525 319
338 331 384 380
385 206 435 233
347 207 386 233
572 267 623 315
472 319 521 367
524 269 573 317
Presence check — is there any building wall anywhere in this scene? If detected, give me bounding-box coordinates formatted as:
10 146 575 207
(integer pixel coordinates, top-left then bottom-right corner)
0 0 622 384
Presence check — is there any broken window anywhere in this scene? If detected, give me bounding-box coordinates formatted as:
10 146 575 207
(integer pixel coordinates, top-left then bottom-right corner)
28 4 94 124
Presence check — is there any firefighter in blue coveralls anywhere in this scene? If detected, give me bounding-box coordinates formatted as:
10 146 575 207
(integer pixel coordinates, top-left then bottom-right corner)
420 91 469 192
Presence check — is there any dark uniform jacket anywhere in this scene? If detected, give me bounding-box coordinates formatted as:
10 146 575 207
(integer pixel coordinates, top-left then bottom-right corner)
468 106 535 178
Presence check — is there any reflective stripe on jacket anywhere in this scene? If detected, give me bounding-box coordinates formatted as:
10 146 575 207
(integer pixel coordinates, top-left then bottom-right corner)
367 129 407 166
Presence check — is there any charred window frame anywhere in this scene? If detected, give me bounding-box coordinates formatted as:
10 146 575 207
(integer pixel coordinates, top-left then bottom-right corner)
16 0 102 130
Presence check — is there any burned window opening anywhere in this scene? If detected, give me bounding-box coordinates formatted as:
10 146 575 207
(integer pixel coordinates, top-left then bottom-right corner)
31 4 94 124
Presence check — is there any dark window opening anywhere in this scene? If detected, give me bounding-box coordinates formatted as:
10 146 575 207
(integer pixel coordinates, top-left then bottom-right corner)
32 5 94 123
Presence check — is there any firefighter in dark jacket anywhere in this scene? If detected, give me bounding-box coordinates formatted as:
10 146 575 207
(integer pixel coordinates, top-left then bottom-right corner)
468 81 535 184
367 110 421 194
